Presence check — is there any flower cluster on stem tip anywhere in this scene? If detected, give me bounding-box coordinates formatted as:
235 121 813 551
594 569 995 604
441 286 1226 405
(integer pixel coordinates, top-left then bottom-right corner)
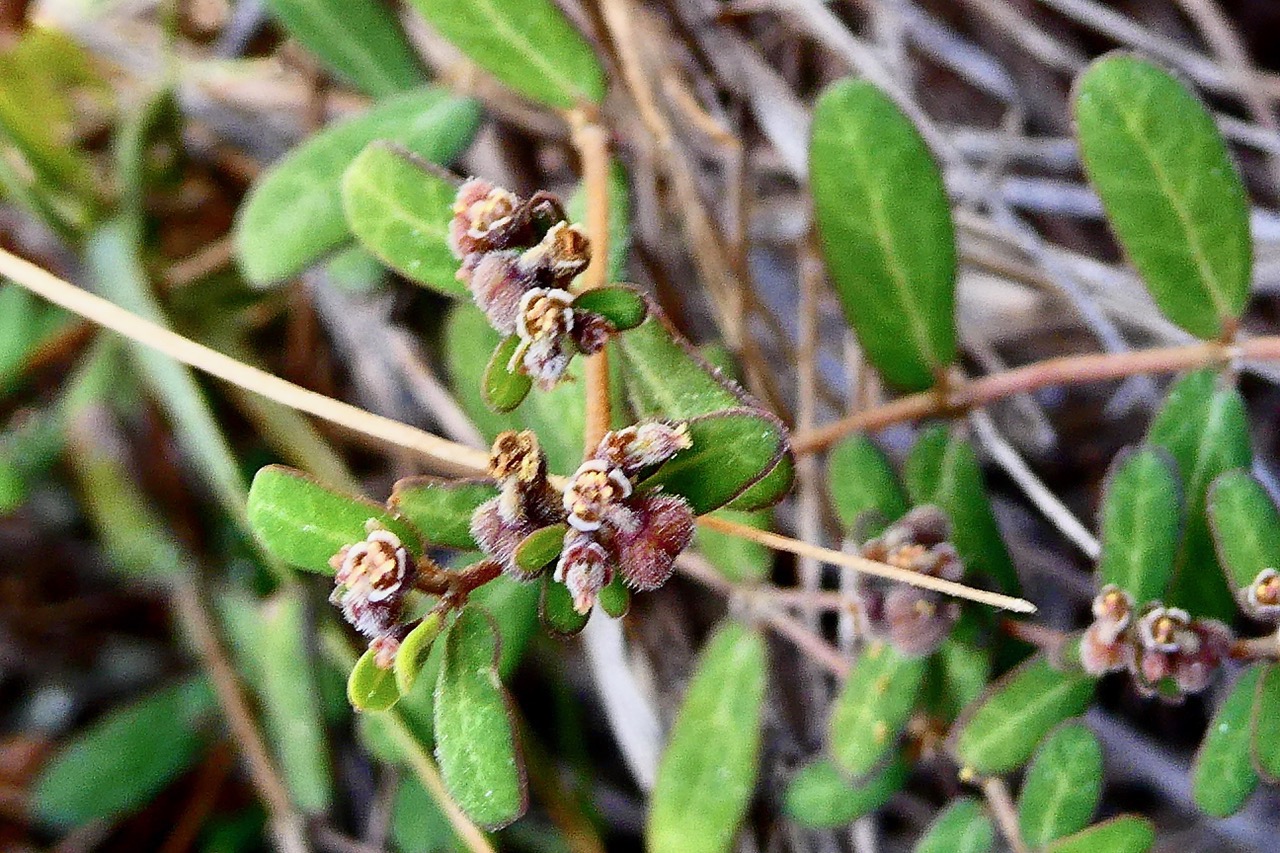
855 506 963 658
472 422 696 614
1239 567 1280 620
1080 584 1233 700
449 178 613 389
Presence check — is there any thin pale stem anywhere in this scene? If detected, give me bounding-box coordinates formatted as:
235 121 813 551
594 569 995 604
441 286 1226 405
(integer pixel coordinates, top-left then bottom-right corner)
981 776 1029 853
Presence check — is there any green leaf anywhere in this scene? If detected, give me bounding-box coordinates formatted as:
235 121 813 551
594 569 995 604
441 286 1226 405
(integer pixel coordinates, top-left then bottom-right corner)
783 755 907 829
0 455 21 514
1147 369 1251 620
263 0 426 97
514 523 567 575
391 775 459 853
539 572 590 636
483 334 534 412
220 592 333 812
573 285 647 330
1192 663 1262 817
1096 447 1182 603
1073 54 1251 340
390 477 498 550
827 641 927 777
648 621 767 853
348 647 402 711
341 142 465 295
235 89 480 285
409 0 605 109
444 303 524 441
1251 661 1280 783
928 634 992 723
810 79 956 391
637 410 790 516
827 435 908 537
616 307 792 509
33 678 217 827
948 655 1096 775
905 426 1018 593
599 573 631 617
247 465 421 573
693 508 773 584
434 605 526 828
396 614 446 696
1208 470 1280 592
567 160 631 281
1017 721 1103 847
1043 816 1155 853
914 798 994 853
470 575 540 678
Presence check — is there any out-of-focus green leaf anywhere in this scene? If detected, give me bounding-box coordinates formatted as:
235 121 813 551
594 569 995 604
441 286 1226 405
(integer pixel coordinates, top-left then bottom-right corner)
1074 54 1250 340
390 775 459 853
1017 721 1102 847
782 755 907 829
341 142 465 295
905 425 1017 593
264 0 427 97
444 302 523 439
617 307 792 510
693 508 772 583
483 334 534 413
1251 661 1280 782
827 435 908 537
948 656 1095 775
572 285 647 330
114 87 182 226
434 605 525 828
247 465 421 572
1043 816 1155 853
1208 470 1280 592
1096 447 1181 603
827 641 927 777
390 477 498 551
235 89 479 285
637 410 790 516
567 160 631 282
349 646 402 711
220 592 332 812
1192 663 1262 817
0 455 21 514
33 678 217 827
648 621 767 853
1148 369 1251 619
913 798 994 853
810 79 955 391
539 572 589 636
409 0 605 109
470 575 539 678
928 632 991 723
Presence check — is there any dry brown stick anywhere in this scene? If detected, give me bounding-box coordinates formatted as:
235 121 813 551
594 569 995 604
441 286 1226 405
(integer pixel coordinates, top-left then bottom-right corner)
568 110 613 454
790 338 1280 453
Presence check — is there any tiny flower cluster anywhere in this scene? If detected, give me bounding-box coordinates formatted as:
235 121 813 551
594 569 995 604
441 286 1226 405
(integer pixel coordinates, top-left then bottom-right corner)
472 423 696 614
329 521 418 668
1080 584 1233 699
855 506 964 658
449 178 612 389
1238 567 1280 621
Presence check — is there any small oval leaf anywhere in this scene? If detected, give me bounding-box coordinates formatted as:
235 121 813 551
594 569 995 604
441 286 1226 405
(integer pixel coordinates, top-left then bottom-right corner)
1192 663 1262 816
599 573 631 618
1043 816 1155 853
1147 369 1251 620
572 285 647 330
234 89 479 286
827 641 928 777
409 0 605 110
810 78 956 391
949 655 1096 775
1250 661 1280 783
389 477 499 551
827 435 908 538
648 621 767 853
1096 447 1182 603
341 142 466 295
247 465 421 573
395 614 446 696
905 426 1018 593
483 334 534 413
539 572 590 636
1207 470 1280 592
514 523 568 576
348 647 401 711
1073 54 1251 340
434 605 526 828
1016 721 1103 847
782 755 907 829
914 798 994 853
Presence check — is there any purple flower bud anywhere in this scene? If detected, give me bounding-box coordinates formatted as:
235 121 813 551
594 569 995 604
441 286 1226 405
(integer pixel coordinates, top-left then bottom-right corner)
1080 619 1131 675
472 431 564 576
1172 619 1232 695
882 587 959 658
555 530 612 614
329 523 416 639
450 178 520 257
570 310 615 355
466 250 528 333
517 222 591 284
611 493 695 591
595 422 693 475
1240 568 1280 620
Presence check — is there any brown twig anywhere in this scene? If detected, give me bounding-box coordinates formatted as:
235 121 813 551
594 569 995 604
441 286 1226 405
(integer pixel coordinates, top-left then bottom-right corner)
981 776 1029 853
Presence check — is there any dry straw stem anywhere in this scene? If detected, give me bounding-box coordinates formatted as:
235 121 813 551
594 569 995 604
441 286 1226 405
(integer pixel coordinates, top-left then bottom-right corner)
0 247 1034 613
